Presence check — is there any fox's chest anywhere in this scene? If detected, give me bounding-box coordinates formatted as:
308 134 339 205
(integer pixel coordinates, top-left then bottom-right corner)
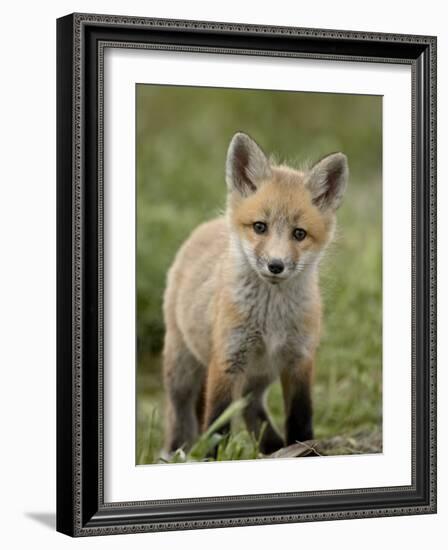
224 275 319 387
239 284 312 369
245 323 303 386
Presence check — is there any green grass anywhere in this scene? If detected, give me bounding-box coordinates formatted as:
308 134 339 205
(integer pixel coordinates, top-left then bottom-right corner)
136 85 382 464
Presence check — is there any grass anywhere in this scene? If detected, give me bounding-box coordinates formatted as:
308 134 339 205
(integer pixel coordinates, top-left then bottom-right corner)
136 85 382 464
137 392 267 464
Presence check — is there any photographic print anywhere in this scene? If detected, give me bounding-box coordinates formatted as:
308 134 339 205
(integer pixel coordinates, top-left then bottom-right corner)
136 85 382 465
57 14 436 535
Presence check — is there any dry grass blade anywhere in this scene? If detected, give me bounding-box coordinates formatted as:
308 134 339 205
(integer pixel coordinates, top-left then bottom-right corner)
270 441 320 459
269 430 382 459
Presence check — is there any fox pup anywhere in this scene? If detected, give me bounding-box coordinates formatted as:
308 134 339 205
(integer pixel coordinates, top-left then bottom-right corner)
162 132 348 455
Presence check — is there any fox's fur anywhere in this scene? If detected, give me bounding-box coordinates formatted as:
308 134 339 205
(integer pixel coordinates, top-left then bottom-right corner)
162 132 348 455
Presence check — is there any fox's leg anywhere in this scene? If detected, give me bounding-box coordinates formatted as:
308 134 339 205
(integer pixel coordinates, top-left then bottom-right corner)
203 366 285 454
163 328 205 454
203 358 234 434
280 357 314 445
203 322 248 435
243 382 284 454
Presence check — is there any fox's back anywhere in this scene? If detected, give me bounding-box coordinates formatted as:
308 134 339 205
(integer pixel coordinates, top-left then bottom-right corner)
163 217 229 364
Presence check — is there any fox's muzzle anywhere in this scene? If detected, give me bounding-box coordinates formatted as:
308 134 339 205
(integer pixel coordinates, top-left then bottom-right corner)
267 259 285 275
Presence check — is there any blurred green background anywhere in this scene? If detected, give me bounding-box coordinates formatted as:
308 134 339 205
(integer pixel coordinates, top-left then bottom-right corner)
136 85 382 464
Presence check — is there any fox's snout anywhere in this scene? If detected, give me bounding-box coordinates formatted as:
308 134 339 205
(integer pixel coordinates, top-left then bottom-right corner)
256 251 302 282
251 230 301 281
267 259 284 274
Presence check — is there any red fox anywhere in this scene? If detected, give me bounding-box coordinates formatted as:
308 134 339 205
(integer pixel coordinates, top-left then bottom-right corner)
162 132 348 456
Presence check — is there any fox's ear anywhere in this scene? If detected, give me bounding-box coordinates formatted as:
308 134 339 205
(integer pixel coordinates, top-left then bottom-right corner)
226 132 271 196
306 152 348 211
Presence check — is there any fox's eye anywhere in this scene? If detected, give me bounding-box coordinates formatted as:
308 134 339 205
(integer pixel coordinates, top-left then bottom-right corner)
293 228 307 241
253 221 267 234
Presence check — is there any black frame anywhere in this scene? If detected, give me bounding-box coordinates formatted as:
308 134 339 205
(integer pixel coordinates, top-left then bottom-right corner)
57 13 437 537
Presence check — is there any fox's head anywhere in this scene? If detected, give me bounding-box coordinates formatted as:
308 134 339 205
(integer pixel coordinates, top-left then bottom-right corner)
226 132 348 285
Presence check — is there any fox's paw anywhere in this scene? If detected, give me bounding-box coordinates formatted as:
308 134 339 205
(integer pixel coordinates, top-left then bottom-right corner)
260 431 285 455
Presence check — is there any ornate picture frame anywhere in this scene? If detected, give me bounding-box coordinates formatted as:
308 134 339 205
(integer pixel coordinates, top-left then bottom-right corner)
56 13 437 536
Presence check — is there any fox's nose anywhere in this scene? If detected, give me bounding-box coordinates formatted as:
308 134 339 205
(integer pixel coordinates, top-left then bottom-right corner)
268 260 285 275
